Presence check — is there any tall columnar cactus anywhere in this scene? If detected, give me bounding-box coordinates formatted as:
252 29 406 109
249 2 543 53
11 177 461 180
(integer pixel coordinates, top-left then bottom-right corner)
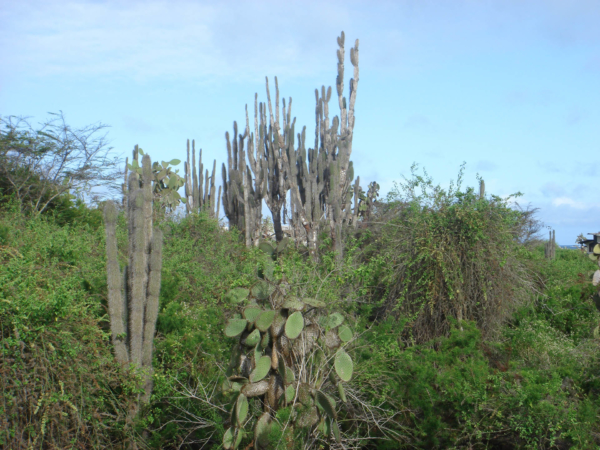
545 229 556 260
184 139 221 218
262 77 294 243
104 153 163 406
479 179 486 199
222 122 248 235
221 243 354 449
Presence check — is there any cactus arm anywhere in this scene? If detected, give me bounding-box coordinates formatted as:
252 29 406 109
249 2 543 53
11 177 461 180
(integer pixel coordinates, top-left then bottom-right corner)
103 201 129 364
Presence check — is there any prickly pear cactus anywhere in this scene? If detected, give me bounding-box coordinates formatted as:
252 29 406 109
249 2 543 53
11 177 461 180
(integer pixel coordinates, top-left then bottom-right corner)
221 241 354 449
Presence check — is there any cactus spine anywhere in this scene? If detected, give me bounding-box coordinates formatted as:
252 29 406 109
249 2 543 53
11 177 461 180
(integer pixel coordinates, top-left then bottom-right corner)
104 153 163 406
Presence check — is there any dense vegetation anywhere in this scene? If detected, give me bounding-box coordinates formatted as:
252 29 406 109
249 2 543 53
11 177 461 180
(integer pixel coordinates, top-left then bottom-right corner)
1 158 599 449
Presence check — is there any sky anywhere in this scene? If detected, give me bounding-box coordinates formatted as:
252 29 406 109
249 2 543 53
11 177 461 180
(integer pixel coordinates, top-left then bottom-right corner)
1 0 599 245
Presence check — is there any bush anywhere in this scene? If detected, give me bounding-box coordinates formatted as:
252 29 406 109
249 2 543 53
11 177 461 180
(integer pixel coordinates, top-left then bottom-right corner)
352 164 537 343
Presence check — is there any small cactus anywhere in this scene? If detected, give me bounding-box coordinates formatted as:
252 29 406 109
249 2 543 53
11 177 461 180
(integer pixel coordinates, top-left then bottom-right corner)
221 279 355 448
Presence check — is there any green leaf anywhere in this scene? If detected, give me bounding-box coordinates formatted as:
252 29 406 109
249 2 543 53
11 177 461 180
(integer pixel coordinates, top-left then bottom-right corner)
138 148 145 156
334 349 353 382
225 319 248 338
250 356 271 382
169 159 181 166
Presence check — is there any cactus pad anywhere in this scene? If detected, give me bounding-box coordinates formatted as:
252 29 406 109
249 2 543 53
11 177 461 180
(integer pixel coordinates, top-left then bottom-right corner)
302 298 326 308
235 393 249 426
338 325 353 342
243 329 261 347
322 312 344 329
225 319 248 337
285 311 304 340
282 298 305 311
243 306 262 323
334 349 353 382
255 310 276 332
250 355 271 383
242 380 269 398
225 287 250 304
315 390 337 420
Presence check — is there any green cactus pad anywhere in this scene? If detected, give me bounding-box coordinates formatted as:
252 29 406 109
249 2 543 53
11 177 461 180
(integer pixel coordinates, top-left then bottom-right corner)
254 412 271 447
337 383 347 403
250 355 271 383
282 298 305 311
321 312 344 329
332 420 341 443
243 306 262 323
225 287 250 304
254 343 263 363
258 241 275 257
235 393 249 426
260 331 270 348
223 427 235 449
285 385 295 403
334 349 353 382
302 298 326 308
255 310 276 332
315 390 337 420
261 260 275 281
225 319 248 337
285 311 304 340
285 367 295 384
338 325 353 342
276 238 290 252
243 329 261 347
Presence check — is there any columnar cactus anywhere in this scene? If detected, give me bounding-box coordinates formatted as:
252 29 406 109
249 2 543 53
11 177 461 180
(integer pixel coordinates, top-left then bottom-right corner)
545 229 556 260
184 139 221 218
104 153 163 407
222 122 249 235
221 243 354 449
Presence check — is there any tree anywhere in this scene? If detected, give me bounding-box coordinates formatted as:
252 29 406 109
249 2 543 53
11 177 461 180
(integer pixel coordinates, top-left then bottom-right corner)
0 111 122 214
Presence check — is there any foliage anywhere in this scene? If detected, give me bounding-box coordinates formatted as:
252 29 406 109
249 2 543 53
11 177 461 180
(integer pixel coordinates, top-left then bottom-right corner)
0 112 122 215
351 164 537 343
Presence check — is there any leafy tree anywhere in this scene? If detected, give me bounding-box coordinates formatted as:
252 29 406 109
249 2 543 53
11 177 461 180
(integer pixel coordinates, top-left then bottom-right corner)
0 111 122 215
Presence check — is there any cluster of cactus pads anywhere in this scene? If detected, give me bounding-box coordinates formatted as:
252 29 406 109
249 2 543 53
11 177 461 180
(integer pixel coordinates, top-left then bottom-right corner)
221 241 354 449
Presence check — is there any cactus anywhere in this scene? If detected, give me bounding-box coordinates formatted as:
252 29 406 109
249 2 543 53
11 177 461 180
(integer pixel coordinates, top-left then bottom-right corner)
183 139 220 217
220 245 355 448
545 229 556 260
104 152 163 409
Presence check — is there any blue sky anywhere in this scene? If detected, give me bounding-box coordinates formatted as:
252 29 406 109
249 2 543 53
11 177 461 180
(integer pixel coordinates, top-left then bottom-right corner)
1 0 598 244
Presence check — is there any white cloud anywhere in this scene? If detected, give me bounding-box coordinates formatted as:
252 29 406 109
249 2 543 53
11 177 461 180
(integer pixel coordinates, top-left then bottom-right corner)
552 196 587 209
